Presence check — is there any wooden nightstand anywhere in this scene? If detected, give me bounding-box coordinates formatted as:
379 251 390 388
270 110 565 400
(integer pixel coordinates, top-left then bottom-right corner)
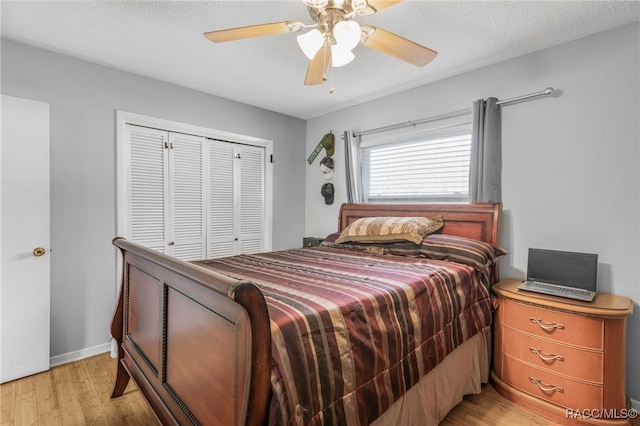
491 279 633 425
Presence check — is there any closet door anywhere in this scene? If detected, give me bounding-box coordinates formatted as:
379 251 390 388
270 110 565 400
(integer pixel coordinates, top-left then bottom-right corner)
206 141 266 258
238 144 265 254
207 140 236 258
125 124 267 261
127 125 169 253
169 133 206 261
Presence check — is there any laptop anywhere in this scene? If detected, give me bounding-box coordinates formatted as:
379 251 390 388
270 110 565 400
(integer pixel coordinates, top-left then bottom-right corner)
517 248 598 302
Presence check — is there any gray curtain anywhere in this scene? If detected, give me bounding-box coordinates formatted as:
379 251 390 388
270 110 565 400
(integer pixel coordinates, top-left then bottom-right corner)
343 130 363 203
469 97 502 203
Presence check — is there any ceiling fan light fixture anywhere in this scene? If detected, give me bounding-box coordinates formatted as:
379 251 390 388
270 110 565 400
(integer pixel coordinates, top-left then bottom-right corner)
303 0 329 8
297 29 325 60
351 0 375 16
333 20 361 50
331 44 355 67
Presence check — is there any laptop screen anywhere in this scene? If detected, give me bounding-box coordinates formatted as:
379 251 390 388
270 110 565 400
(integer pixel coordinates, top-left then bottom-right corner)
527 248 598 292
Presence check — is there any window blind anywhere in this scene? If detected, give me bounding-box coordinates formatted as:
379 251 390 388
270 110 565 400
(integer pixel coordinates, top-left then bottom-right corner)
362 133 471 202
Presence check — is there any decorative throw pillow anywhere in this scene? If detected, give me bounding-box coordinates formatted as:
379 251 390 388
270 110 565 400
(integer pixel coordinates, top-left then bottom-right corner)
418 234 507 275
334 216 444 245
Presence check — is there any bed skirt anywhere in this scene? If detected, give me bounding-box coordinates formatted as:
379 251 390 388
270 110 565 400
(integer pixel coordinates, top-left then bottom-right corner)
371 325 491 426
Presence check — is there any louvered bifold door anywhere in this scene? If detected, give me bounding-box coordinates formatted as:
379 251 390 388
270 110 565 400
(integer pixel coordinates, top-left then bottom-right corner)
206 140 237 258
168 133 206 261
127 125 169 253
238 144 265 254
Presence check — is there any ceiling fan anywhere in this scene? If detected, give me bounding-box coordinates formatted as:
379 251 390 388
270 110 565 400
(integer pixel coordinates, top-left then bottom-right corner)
204 0 437 89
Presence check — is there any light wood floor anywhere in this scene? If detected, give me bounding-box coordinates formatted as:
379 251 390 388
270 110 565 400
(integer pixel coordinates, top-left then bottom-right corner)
1 352 636 425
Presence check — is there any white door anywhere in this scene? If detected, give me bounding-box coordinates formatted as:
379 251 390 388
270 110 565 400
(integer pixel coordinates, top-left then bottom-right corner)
237 144 265 254
206 141 266 258
0 95 51 383
126 124 168 254
207 139 236 258
169 132 206 261
123 125 268 261
126 125 207 261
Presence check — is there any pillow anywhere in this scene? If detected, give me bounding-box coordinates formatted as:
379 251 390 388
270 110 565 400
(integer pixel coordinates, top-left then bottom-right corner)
380 241 422 257
320 233 386 254
322 233 421 257
418 234 507 275
321 232 341 244
334 216 444 245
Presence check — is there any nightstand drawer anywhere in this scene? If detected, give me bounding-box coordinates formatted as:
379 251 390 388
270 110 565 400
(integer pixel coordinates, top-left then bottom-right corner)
502 355 603 410
502 298 604 350
502 327 603 383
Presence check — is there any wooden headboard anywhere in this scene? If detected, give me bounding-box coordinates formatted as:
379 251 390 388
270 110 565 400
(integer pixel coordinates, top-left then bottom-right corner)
338 203 502 246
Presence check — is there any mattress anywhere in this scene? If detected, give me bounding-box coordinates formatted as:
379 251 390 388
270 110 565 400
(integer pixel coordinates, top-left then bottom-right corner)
195 246 493 425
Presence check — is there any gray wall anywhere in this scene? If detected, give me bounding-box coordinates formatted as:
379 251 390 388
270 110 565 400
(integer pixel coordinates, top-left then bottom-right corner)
1 39 307 358
305 23 640 402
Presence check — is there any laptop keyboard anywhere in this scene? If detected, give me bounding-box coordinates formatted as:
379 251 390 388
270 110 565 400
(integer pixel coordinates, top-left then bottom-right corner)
528 281 593 299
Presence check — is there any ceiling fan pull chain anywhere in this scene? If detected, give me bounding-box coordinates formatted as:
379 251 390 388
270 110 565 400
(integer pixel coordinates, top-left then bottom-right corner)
325 44 335 94
329 60 335 93
323 43 329 82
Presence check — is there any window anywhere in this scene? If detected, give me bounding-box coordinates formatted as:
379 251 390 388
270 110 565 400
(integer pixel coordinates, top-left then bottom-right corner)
361 124 472 203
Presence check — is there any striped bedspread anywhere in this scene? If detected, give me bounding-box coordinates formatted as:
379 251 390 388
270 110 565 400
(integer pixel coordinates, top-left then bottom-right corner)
196 246 492 426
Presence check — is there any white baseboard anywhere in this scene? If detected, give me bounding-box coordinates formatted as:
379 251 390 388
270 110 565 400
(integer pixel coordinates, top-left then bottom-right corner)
49 342 111 367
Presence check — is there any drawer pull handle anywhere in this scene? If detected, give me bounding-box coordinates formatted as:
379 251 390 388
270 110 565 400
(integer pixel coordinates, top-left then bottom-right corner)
530 317 565 331
529 347 564 362
529 376 564 393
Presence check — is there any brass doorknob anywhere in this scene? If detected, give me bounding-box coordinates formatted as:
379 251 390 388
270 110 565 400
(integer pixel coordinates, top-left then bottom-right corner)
33 247 46 257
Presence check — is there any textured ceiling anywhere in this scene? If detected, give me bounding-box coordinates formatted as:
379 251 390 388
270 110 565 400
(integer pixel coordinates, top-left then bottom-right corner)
2 1 639 119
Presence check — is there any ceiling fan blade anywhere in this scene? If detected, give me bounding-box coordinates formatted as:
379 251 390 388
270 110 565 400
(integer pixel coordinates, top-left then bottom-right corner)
305 46 332 86
204 22 294 43
366 0 403 13
360 25 437 67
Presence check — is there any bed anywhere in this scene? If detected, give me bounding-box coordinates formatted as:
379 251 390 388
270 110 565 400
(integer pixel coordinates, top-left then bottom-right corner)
110 202 503 425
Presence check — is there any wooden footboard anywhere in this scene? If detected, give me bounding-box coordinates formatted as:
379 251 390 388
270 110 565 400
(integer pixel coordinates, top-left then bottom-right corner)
110 238 271 426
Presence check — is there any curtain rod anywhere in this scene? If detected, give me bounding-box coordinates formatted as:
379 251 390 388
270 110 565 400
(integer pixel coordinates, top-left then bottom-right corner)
352 87 554 138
